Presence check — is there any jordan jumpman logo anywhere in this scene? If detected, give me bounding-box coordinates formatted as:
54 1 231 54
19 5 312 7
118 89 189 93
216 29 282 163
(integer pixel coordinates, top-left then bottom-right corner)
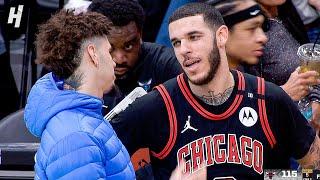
181 115 198 133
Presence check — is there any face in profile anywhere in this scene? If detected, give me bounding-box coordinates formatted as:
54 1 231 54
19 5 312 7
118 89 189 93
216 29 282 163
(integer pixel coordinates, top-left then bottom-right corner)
97 37 116 93
169 15 221 86
226 13 268 66
107 21 142 79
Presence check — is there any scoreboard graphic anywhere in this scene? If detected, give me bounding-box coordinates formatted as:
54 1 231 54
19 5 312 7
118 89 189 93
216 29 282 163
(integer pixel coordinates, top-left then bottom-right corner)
264 169 320 180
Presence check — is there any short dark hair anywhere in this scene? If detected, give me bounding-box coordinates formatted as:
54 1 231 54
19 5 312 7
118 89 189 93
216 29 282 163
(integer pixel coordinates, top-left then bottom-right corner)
206 0 241 17
35 10 112 79
88 0 145 31
169 2 225 30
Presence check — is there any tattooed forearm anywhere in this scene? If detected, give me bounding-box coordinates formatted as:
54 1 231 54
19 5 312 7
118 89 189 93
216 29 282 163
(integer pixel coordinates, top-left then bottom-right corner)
197 86 234 106
298 135 320 169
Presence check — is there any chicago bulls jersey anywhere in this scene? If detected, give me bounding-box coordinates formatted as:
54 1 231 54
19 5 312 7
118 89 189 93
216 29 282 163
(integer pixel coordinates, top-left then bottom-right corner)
112 70 315 180
150 70 315 179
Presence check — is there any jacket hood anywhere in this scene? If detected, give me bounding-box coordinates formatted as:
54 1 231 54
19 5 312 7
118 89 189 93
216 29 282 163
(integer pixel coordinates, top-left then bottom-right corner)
24 73 103 137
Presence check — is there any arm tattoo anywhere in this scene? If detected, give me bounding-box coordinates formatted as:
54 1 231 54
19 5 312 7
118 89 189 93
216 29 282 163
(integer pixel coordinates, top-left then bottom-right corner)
298 135 320 169
64 72 83 91
197 86 234 106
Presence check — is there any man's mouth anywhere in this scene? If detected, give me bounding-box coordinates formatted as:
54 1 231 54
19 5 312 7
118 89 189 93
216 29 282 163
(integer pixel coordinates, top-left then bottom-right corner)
114 67 128 75
253 49 263 57
183 58 201 67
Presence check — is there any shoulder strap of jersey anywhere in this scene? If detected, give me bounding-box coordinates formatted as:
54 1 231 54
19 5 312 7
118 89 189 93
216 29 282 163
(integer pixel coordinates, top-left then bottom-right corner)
151 84 178 159
256 77 277 148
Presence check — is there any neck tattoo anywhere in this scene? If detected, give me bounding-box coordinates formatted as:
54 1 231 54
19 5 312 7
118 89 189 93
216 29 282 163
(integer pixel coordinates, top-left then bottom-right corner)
197 86 234 106
63 73 83 91
63 83 76 91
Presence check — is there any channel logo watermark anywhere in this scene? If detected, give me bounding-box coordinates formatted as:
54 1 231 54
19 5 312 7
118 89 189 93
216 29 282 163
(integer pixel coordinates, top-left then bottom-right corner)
7 5 24 28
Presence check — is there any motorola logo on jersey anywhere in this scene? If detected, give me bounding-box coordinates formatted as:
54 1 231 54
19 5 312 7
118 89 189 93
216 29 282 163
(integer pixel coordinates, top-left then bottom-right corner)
239 107 258 127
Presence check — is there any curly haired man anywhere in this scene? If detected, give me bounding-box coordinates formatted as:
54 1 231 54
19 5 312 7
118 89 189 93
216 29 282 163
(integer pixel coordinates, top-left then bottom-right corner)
24 10 135 179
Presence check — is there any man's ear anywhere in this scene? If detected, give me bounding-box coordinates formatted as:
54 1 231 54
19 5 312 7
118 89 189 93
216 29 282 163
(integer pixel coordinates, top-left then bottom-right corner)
215 25 228 48
87 43 99 67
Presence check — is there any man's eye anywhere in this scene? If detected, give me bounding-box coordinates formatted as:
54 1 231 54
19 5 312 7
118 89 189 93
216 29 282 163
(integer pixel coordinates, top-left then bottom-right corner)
247 26 258 32
124 44 133 51
172 41 181 47
190 35 200 41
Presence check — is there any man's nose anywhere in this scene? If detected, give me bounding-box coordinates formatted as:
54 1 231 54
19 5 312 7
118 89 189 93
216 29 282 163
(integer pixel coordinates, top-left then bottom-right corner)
112 49 126 64
257 28 268 44
179 40 192 55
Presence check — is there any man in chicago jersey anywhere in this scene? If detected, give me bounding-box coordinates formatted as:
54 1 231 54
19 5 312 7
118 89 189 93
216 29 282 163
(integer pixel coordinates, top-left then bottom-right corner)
111 2 320 179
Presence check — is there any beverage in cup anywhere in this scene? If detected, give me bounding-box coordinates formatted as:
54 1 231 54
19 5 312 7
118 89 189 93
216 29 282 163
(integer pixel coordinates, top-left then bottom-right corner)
297 43 320 120
298 43 320 73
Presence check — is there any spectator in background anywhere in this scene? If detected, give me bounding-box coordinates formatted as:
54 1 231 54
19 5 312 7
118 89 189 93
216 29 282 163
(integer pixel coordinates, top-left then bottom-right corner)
137 0 171 42
255 0 320 131
275 0 311 44
206 0 269 69
24 10 135 179
88 0 182 112
208 0 320 133
221 0 312 95
292 0 320 43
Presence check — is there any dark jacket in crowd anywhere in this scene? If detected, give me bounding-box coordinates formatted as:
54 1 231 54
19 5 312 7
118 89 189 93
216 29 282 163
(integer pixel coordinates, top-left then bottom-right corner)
278 0 310 44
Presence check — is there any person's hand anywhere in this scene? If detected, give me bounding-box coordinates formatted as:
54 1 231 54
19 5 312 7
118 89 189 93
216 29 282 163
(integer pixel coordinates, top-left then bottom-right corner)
309 0 320 11
170 160 207 180
311 101 320 134
281 67 320 101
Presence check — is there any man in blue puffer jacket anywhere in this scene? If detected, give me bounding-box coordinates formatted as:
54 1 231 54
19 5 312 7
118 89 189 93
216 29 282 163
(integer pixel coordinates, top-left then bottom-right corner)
24 10 135 179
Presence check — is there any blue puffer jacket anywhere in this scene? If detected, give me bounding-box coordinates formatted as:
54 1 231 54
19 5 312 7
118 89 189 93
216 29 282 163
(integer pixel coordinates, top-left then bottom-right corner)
24 73 135 179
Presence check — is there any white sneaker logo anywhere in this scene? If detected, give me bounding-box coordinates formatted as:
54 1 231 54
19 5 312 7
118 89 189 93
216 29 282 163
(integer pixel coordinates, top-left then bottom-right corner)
181 115 198 133
250 10 260 16
239 107 258 127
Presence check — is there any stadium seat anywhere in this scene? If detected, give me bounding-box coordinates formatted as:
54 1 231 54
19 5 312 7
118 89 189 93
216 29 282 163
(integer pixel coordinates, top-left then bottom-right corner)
0 109 38 179
0 109 38 143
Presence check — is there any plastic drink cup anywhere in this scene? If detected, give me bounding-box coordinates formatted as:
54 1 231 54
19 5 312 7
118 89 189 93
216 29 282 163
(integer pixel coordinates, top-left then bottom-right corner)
297 43 320 120
298 43 320 74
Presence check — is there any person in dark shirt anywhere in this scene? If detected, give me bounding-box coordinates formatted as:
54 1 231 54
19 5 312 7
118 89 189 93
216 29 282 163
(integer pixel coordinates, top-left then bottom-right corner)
88 0 182 111
207 0 320 133
111 2 320 179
